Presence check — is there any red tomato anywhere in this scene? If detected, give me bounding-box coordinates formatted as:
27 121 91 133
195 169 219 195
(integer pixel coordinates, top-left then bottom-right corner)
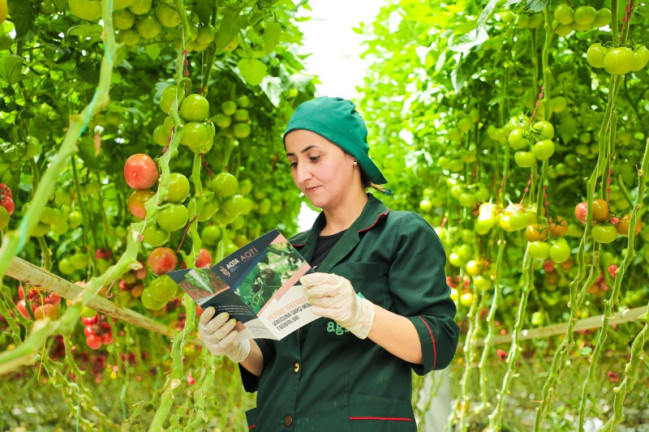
574 202 588 224
616 214 642 236
84 324 96 337
195 248 212 268
124 154 159 190
82 315 99 325
86 334 103 350
187 374 196 385
0 183 11 199
148 247 178 275
16 299 31 319
0 195 14 215
549 216 568 236
101 331 114 345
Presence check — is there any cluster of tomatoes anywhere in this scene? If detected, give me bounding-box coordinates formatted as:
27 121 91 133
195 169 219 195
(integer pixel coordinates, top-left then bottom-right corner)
81 313 114 350
15 285 61 321
0 183 14 230
574 198 642 244
507 118 556 167
587 43 649 75
553 4 611 36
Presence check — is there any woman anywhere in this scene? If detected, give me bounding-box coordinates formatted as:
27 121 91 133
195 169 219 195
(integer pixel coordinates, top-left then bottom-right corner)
199 96 459 431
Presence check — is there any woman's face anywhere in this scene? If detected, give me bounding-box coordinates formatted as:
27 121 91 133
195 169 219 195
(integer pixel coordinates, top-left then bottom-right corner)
285 129 358 211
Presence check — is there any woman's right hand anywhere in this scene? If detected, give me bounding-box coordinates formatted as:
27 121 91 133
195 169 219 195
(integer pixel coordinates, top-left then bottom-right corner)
199 307 250 363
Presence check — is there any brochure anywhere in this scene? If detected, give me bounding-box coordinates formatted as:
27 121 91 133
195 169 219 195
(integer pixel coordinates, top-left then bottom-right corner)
167 229 319 340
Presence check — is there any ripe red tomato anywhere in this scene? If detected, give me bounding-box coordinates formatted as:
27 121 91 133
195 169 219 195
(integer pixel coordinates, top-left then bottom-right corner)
0 195 14 215
101 331 114 345
0 183 11 199
16 299 31 319
86 334 103 350
84 324 96 337
148 247 178 275
124 154 159 190
81 315 99 325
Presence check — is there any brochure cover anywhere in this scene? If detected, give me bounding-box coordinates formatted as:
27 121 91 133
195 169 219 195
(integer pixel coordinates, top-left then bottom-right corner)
167 229 319 340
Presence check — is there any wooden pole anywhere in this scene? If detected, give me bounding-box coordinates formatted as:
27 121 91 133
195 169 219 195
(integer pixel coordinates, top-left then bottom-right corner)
5 256 175 338
475 305 648 347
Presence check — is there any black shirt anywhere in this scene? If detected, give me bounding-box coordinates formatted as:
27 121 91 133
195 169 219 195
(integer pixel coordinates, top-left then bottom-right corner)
310 230 346 270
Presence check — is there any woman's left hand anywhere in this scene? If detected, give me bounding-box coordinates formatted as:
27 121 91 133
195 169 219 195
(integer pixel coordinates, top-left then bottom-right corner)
301 272 375 339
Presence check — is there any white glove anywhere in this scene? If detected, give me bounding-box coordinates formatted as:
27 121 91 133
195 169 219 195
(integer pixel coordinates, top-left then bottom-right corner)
199 308 250 363
301 272 375 339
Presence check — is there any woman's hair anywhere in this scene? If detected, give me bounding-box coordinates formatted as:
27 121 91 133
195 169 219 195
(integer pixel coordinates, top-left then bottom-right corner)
360 168 390 194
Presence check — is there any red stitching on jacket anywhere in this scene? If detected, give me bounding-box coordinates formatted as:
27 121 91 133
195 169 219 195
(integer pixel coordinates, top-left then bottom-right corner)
418 316 437 369
358 209 390 233
349 416 413 422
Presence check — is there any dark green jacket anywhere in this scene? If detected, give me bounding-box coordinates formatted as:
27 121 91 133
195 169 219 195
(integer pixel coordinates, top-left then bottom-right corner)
240 195 459 431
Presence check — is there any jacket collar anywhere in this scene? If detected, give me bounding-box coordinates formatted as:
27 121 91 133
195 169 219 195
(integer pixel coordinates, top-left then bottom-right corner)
291 194 389 272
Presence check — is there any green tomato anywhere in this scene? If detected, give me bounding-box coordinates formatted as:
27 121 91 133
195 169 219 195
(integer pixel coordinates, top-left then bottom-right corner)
148 275 178 302
573 6 596 26
180 122 210 150
631 45 649 72
549 240 571 263
208 172 238 198
604 47 634 75
159 86 178 114
113 9 135 30
514 151 536 168
232 122 251 139
157 204 189 232
221 100 237 115
554 4 574 25
528 241 550 260
142 224 170 247
532 139 555 160
135 16 161 39
180 94 210 122
592 224 618 243
141 288 166 310
532 121 554 140
214 113 232 129
586 43 607 69
167 173 190 203
201 224 221 246
508 128 527 150
593 8 611 28
155 2 181 27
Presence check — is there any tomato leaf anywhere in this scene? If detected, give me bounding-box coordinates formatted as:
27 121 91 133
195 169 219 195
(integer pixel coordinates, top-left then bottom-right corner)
524 0 549 13
67 24 103 41
0 55 24 85
260 76 282 107
262 19 281 56
145 44 162 61
215 8 247 51
7 0 38 40
237 58 267 86
192 0 215 25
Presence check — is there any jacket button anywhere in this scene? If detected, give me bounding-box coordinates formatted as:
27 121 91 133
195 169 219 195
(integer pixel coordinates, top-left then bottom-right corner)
283 415 293 427
293 362 300 373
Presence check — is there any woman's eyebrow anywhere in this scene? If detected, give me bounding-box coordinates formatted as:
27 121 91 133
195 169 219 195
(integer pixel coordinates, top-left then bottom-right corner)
286 145 319 157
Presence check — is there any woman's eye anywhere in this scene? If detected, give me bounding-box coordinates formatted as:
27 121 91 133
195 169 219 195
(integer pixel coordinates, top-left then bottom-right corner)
289 161 297 168
309 155 320 163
